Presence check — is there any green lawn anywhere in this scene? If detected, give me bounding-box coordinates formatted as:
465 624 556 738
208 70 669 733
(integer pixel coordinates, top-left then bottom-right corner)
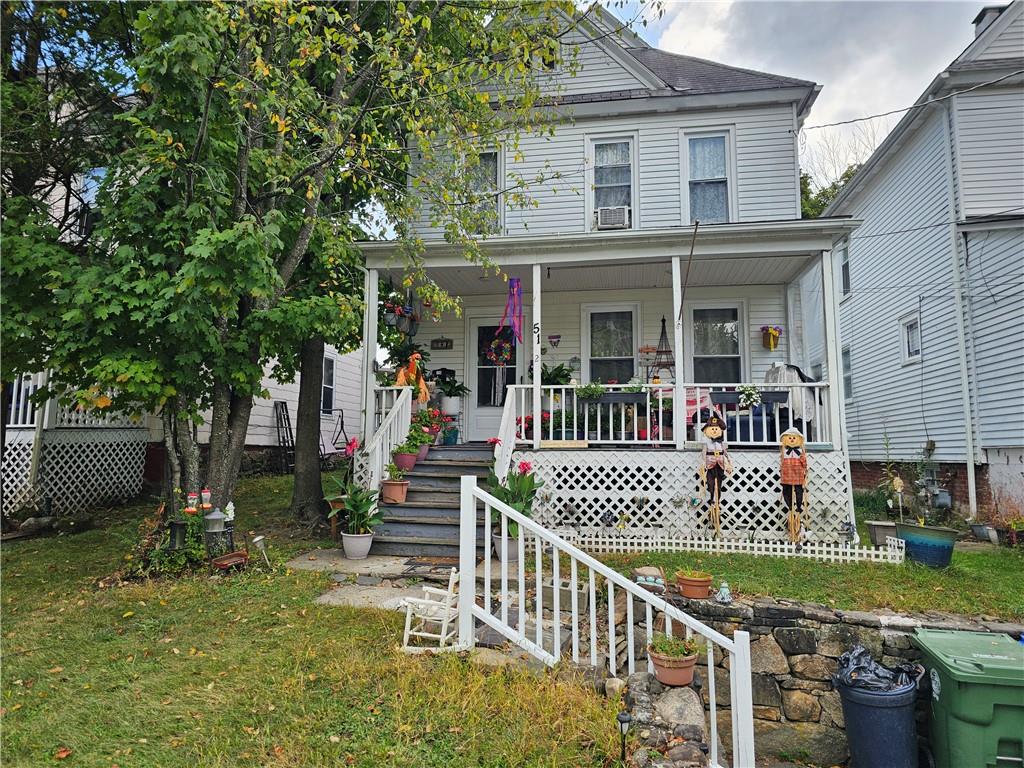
2 475 617 768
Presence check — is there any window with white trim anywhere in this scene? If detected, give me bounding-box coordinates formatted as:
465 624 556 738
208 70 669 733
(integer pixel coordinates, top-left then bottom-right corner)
691 306 742 383
468 150 501 234
901 313 922 363
584 306 637 383
685 132 731 224
841 346 853 400
590 137 634 229
321 355 335 415
839 246 851 296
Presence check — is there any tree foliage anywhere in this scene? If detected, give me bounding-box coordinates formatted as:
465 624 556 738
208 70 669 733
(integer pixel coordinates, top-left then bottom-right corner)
800 165 860 219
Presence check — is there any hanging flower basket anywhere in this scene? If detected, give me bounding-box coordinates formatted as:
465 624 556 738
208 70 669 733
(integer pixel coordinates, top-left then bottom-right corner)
761 325 783 351
384 312 397 327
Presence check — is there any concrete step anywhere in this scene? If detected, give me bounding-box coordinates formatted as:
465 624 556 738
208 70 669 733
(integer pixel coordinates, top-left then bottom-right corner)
380 505 476 525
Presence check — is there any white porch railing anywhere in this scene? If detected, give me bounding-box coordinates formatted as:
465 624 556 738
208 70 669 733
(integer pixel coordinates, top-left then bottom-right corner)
373 386 407 432
493 388 520 481
361 387 412 489
4 372 46 429
458 476 756 768
687 382 832 446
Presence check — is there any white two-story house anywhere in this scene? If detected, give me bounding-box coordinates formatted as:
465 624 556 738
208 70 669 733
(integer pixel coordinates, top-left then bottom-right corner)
357 7 863 556
826 1 1024 520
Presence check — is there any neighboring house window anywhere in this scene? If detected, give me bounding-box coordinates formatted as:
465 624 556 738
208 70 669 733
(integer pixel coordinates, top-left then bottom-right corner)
590 137 635 229
321 355 335 415
684 132 732 224
841 346 853 400
839 245 851 296
901 313 922 363
535 40 560 70
691 306 742 382
584 305 637 383
77 167 105 237
469 150 501 234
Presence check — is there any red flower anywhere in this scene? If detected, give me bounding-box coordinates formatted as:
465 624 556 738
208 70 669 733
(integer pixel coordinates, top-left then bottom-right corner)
344 437 360 457
486 437 501 446
517 460 533 474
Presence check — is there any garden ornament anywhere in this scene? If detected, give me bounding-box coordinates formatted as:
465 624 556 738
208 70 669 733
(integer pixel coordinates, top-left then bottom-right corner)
497 277 523 343
699 414 732 538
395 351 430 403
779 427 808 544
714 581 733 604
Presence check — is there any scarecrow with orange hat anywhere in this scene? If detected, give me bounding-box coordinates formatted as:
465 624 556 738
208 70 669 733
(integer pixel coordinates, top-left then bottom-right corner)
698 413 732 538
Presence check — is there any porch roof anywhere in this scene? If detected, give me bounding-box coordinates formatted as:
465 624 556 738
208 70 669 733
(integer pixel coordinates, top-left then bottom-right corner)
360 217 862 271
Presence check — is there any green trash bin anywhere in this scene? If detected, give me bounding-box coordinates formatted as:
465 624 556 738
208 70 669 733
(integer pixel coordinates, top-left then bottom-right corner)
912 629 1024 768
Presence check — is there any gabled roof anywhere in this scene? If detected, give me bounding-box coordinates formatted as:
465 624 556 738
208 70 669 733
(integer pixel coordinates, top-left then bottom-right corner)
624 48 816 96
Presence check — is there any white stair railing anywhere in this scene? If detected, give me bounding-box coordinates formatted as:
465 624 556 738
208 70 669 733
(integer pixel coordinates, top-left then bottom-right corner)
360 387 412 489
457 476 755 768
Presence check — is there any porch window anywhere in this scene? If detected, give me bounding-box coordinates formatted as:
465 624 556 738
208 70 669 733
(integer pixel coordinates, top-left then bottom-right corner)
692 307 741 383
591 138 634 228
842 346 853 400
586 308 636 383
469 150 500 234
321 355 335 415
685 133 730 224
901 312 921 363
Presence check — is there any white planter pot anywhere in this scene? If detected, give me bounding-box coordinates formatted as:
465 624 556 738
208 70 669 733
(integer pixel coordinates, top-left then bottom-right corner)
492 533 520 562
440 395 461 415
341 532 374 560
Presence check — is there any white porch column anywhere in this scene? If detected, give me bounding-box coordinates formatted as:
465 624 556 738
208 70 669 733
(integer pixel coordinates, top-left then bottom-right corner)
360 267 379 443
532 263 542 450
671 255 685 450
819 251 844 450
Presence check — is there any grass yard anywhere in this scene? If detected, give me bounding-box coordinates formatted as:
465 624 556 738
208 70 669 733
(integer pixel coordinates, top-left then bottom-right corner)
1 475 618 768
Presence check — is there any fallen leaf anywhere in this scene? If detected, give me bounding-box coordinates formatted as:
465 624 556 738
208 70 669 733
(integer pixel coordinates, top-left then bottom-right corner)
273 745 284 757
54 746 72 759
122 611 134 619
328 735 340 743
47 666 64 674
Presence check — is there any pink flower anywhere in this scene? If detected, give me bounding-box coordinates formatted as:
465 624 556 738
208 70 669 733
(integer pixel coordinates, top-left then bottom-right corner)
486 437 501 446
518 460 532 474
344 437 360 457
422 427 430 433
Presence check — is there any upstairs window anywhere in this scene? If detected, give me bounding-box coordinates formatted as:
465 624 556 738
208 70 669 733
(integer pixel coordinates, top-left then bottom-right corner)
841 346 853 400
901 313 922 363
468 150 500 234
839 245 851 296
321 355 335 415
685 133 731 224
591 137 634 229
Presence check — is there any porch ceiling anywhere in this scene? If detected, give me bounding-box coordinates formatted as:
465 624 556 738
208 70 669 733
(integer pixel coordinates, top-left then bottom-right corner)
380 254 815 296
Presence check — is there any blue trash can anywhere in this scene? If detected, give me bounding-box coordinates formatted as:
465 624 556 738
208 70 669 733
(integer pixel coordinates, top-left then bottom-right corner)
837 676 921 768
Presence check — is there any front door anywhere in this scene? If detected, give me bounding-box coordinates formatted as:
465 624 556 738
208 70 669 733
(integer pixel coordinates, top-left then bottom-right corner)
467 320 523 441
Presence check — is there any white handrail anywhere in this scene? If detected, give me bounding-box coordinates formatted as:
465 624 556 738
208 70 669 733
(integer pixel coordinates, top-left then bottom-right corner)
458 475 755 768
361 387 412 489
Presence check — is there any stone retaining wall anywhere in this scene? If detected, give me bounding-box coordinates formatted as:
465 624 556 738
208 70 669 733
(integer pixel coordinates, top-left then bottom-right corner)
666 594 1024 765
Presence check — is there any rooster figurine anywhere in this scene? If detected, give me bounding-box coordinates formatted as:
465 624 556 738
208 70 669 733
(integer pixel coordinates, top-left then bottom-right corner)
395 351 430 403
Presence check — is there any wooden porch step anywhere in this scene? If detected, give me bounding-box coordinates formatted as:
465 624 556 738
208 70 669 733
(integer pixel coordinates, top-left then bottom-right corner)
409 460 491 476
405 487 461 504
427 445 495 462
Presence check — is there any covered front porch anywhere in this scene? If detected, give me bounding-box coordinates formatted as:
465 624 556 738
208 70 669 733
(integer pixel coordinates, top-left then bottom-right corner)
358 220 860 545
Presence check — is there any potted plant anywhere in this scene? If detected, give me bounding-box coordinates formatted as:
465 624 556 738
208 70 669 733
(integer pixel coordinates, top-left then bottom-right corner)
380 463 409 504
541 363 573 411
648 634 703 687
392 438 419 471
413 407 443 437
330 482 381 560
674 568 713 599
437 378 471 415
576 382 605 401
485 460 543 561
896 518 959 568
440 414 460 446
405 425 436 461
761 325 783 351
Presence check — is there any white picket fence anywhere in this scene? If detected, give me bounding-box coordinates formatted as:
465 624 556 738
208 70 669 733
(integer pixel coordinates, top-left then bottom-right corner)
457 476 756 768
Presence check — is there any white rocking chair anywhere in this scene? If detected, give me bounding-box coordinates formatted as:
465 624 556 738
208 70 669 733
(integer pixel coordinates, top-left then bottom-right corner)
401 568 460 654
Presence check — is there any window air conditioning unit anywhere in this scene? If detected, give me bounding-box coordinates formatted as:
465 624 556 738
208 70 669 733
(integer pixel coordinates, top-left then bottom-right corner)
596 206 630 230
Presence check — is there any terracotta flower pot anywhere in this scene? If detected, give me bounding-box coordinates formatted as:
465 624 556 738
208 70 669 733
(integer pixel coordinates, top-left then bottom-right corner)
648 648 698 686
393 452 417 471
675 572 713 599
381 479 409 504
417 443 430 461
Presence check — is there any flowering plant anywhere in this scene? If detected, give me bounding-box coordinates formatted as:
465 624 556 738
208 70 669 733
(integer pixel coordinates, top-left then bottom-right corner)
737 385 762 409
486 437 502 446
344 437 360 457
412 408 443 433
485 461 543 533
760 325 783 351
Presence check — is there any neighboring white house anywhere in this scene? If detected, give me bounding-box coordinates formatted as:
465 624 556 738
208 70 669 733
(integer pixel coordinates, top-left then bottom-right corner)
825 1 1024 518
357 7 863 554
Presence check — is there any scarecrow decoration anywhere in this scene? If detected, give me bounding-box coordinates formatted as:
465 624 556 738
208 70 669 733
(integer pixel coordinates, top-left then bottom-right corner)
395 351 430 403
698 414 732 538
779 427 808 543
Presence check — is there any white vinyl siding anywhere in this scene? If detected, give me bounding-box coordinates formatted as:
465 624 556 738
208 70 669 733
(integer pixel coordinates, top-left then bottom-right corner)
965 226 1024 448
971 7 1024 61
955 88 1024 217
836 110 967 462
534 25 647 97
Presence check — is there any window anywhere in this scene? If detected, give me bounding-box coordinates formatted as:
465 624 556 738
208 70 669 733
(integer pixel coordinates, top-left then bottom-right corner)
685 133 731 224
691 306 742 382
841 346 853 400
77 167 105 237
321 356 335 415
811 362 823 381
590 137 634 229
839 246 851 296
901 313 922 363
468 151 501 234
535 40 560 70
585 306 636 383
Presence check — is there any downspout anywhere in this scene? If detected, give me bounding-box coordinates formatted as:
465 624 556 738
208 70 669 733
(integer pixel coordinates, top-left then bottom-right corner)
940 101 979 519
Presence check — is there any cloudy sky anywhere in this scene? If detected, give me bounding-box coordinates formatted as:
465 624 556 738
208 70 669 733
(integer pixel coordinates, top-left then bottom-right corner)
619 1 980 185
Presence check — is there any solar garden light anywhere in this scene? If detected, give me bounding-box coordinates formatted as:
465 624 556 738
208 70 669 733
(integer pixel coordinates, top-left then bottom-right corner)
251 535 271 568
224 501 236 551
616 710 632 764
203 507 228 557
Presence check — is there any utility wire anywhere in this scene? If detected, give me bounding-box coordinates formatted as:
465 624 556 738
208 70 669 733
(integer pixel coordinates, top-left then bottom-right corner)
846 206 1024 241
801 69 1024 131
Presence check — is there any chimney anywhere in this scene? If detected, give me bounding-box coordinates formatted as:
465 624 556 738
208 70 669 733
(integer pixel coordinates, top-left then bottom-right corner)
972 5 1005 37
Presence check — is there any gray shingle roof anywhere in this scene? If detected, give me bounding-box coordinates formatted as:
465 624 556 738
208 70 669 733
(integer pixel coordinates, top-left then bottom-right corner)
626 48 816 95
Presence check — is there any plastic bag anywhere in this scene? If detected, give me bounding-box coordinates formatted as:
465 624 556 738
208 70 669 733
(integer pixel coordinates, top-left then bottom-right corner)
835 645 920 691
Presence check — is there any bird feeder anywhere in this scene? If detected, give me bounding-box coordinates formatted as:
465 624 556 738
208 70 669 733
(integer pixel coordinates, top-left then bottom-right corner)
203 507 229 557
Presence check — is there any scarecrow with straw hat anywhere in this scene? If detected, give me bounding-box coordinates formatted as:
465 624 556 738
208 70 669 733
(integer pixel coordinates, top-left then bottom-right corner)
779 427 808 543
698 413 732 538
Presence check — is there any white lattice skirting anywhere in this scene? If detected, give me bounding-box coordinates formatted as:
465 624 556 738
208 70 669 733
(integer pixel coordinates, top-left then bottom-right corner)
3 428 149 517
2 430 38 515
513 449 857 545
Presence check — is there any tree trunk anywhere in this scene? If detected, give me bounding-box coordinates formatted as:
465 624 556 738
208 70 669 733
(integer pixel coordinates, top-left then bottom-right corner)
174 411 200 495
162 409 181 497
291 337 327 524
